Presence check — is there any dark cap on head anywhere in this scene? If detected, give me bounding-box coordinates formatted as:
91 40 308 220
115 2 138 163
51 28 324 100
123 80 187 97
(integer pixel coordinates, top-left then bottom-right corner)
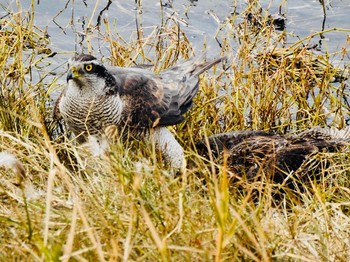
73 54 97 62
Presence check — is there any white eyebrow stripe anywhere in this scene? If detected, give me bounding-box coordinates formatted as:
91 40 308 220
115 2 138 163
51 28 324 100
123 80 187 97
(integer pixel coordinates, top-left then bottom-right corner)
68 59 102 68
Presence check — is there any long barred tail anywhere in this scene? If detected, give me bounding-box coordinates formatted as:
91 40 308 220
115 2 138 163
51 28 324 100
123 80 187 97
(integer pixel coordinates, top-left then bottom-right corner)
180 53 227 76
192 55 227 76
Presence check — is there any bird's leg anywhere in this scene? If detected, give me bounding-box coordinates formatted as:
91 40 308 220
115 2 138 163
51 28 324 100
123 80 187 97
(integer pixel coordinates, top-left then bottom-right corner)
151 127 186 173
105 125 120 142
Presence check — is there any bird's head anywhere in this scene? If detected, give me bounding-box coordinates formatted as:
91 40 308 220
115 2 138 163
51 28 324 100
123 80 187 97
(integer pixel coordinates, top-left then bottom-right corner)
66 54 117 96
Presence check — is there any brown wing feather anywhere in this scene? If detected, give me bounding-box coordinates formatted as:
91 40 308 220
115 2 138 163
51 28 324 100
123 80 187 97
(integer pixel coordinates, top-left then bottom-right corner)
115 55 225 128
118 74 175 128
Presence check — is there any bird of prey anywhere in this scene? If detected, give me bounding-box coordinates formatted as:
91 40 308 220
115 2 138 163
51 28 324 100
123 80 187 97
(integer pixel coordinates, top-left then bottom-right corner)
54 53 225 169
196 126 350 187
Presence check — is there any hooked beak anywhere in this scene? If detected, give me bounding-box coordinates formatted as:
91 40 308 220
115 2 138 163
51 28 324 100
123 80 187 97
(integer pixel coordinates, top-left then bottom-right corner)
66 67 79 82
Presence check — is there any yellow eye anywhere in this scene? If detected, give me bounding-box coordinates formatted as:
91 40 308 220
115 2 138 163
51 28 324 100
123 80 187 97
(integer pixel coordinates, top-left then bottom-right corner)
85 64 93 72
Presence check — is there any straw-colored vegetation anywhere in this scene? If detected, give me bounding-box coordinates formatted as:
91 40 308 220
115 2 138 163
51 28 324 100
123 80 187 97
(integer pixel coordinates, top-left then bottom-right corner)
1 0 350 261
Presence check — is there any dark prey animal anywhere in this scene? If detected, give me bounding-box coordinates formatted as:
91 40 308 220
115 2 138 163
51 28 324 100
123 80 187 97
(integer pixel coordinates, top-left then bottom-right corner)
196 127 350 187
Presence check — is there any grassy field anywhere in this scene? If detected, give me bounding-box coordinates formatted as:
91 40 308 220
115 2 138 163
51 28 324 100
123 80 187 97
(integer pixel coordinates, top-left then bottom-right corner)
1 1 350 261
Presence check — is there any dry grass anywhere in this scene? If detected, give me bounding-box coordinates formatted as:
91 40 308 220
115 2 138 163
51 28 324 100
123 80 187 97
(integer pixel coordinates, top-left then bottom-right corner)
1 0 350 261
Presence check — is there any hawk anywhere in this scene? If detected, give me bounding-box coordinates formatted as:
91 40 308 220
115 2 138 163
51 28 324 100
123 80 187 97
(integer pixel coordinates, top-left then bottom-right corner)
54 54 225 169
